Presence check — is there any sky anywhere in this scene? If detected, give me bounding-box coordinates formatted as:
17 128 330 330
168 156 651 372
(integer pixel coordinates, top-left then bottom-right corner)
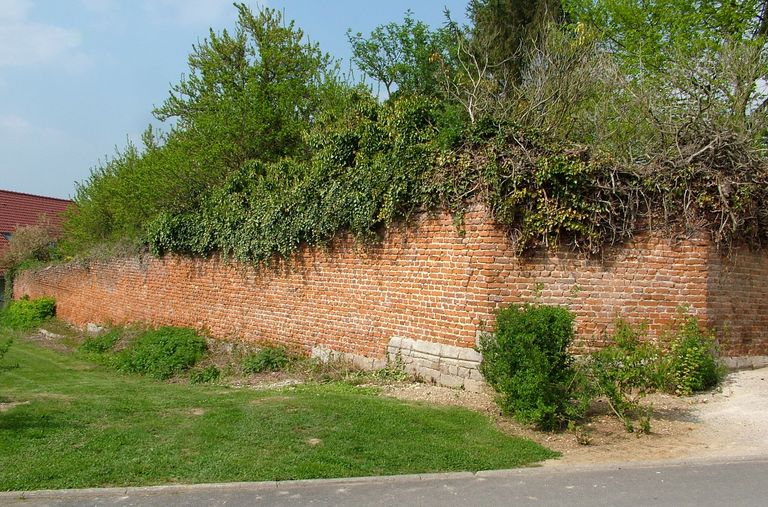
0 0 470 200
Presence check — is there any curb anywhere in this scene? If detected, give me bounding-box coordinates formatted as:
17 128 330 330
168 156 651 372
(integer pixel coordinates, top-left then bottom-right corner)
2 456 767 500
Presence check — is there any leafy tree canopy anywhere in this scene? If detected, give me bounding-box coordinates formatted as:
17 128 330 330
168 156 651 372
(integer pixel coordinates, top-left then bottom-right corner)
347 10 455 98
566 0 768 74
153 3 335 169
467 0 566 85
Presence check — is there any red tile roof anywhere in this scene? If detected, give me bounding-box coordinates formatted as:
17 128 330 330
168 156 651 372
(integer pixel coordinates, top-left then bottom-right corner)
0 189 73 273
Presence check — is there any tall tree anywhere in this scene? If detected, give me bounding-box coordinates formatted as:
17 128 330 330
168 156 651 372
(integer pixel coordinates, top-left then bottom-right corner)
566 1 768 74
347 11 454 98
153 4 333 172
565 0 768 117
467 0 566 85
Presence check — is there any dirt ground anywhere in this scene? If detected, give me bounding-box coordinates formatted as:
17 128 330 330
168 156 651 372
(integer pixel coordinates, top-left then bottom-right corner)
382 367 768 466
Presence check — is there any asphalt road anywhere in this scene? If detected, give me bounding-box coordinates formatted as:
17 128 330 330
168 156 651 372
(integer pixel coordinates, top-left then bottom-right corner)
2 457 767 507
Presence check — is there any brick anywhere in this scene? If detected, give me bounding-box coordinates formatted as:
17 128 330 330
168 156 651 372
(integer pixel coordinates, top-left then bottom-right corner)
11 204 767 374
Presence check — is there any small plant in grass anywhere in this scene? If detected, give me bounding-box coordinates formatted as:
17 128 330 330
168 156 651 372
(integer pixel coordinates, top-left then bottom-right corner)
668 314 724 395
114 326 206 380
0 296 55 330
0 337 16 374
241 346 291 374
190 365 221 384
479 304 579 430
79 330 120 354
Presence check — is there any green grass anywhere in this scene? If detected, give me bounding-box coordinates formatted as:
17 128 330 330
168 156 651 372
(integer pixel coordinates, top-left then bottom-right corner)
0 337 557 491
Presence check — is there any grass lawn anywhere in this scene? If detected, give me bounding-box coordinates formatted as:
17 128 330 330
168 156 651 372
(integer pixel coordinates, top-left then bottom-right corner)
0 337 557 491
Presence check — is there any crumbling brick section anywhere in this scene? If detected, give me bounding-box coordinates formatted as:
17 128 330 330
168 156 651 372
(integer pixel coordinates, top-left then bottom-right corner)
13 206 767 389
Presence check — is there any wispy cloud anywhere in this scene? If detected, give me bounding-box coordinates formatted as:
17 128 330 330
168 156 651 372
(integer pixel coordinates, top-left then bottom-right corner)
142 0 237 26
78 0 116 13
0 114 68 143
0 0 30 22
0 0 89 69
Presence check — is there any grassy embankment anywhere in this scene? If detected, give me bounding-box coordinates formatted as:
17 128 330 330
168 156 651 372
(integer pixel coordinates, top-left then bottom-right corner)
0 331 556 491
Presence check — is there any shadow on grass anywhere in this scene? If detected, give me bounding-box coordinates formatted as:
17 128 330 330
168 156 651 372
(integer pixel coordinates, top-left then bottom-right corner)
0 407 72 432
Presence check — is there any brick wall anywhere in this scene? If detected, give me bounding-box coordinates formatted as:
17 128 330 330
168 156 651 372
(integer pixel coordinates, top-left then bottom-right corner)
707 247 768 356
13 206 767 387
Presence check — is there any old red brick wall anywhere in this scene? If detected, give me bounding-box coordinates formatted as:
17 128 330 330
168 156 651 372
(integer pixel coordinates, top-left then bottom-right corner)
13 207 763 357
707 246 768 356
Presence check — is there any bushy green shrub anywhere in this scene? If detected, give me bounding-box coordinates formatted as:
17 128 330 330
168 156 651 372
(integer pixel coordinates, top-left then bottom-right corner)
114 327 206 380
190 365 221 384
241 346 291 374
0 296 56 330
669 316 723 395
479 304 577 430
80 330 120 354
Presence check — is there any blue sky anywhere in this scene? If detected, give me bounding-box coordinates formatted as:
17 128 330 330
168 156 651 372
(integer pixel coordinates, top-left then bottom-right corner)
0 0 469 200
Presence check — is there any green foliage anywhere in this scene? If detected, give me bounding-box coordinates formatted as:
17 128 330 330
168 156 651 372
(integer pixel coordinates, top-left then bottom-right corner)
114 327 207 380
58 1 768 264
147 94 456 261
0 297 56 331
481 308 725 433
79 330 120 354
61 3 347 254
574 315 724 432
479 304 577 430
468 0 566 84
565 0 767 78
153 4 333 167
584 321 666 431
190 365 221 384
241 346 292 374
348 11 454 98
668 315 724 395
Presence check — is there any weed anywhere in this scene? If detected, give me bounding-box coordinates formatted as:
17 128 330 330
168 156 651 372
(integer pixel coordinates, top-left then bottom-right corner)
668 314 724 395
241 346 292 374
80 330 120 354
0 297 55 330
366 353 411 383
114 327 207 380
190 365 221 384
568 421 592 445
585 320 664 431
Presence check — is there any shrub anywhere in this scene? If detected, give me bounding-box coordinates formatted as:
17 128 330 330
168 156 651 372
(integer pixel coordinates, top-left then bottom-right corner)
114 327 206 380
0 296 56 330
0 222 57 270
669 315 723 395
479 304 577 430
80 330 120 354
241 346 291 374
586 321 665 432
190 365 221 384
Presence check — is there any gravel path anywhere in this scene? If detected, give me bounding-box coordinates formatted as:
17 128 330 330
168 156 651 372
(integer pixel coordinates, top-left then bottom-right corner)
383 366 768 465
688 368 768 458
